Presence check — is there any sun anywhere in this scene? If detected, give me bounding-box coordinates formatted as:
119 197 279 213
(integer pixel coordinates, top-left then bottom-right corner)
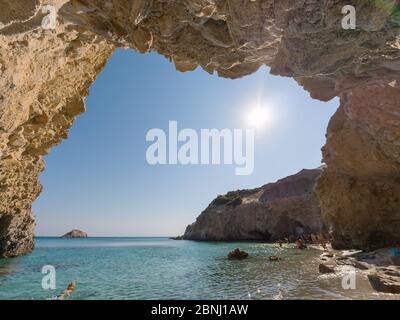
247 106 271 128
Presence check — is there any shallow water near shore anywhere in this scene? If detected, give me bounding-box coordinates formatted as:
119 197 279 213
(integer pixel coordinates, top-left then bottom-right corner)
0 237 397 300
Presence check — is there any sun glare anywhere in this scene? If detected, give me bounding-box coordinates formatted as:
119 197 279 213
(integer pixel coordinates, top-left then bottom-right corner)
247 106 271 129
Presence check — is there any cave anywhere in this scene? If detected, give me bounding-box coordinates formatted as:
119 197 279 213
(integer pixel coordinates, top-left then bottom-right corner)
0 0 400 258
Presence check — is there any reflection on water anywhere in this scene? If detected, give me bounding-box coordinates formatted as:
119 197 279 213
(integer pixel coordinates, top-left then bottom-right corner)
0 237 398 300
0 259 19 279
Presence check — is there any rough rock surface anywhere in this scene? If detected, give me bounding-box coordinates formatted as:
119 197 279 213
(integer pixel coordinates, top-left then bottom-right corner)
184 168 325 241
62 229 88 238
368 267 400 294
1 0 400 257
318 248 400 294
319 263 336 274
0 0 113 257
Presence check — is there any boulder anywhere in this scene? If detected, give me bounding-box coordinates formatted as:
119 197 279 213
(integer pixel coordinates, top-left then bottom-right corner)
228 248 248 260
269 256 281 262
319 263 336 274
391 256 400 267
353 260 371 271
368 267 400 294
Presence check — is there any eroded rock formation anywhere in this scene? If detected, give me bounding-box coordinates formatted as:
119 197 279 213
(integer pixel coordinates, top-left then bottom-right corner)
1 0 399 257
184 168 325 241
319 248 400 294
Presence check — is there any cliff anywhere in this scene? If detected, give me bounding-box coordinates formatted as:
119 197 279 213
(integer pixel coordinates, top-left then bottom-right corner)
1 1 400 257
184 169 325 241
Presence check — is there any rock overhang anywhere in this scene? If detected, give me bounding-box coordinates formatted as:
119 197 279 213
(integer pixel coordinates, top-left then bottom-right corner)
0 0 400 257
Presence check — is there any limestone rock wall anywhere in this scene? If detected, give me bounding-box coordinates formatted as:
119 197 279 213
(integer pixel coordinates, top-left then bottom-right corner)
1 0 399 256
0 0 114 257
317 85 400 250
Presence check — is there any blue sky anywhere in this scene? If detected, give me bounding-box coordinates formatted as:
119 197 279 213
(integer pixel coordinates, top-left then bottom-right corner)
34 48 338 237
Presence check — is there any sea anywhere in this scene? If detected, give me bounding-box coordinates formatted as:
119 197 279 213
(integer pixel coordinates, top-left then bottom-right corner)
0 237 396 300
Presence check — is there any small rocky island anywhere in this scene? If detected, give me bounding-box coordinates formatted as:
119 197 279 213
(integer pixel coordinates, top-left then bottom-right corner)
61 230 88 239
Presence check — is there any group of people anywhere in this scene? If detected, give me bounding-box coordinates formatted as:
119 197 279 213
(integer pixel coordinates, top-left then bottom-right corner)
277 233 331 250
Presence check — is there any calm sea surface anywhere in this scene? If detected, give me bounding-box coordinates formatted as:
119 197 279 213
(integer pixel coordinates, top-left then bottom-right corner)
0 237 396 300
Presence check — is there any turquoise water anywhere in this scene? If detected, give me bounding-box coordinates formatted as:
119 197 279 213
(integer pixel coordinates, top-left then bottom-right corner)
0 237 394 300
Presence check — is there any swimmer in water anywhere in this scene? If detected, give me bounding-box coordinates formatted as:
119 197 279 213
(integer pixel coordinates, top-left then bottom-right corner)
48 282 76 300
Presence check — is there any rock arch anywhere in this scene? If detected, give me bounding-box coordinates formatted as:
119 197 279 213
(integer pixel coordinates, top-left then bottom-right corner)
0 0 399 257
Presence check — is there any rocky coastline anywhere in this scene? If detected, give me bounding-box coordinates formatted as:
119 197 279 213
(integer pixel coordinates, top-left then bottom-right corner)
183 166 400 295
184 168 326 242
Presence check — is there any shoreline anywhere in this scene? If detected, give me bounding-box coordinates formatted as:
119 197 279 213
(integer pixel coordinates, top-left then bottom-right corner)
1 237 399 299
317 247 400 294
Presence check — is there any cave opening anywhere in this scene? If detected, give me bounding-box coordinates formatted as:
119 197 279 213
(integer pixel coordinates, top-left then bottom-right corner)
32 48 338 239
1 0 400 300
